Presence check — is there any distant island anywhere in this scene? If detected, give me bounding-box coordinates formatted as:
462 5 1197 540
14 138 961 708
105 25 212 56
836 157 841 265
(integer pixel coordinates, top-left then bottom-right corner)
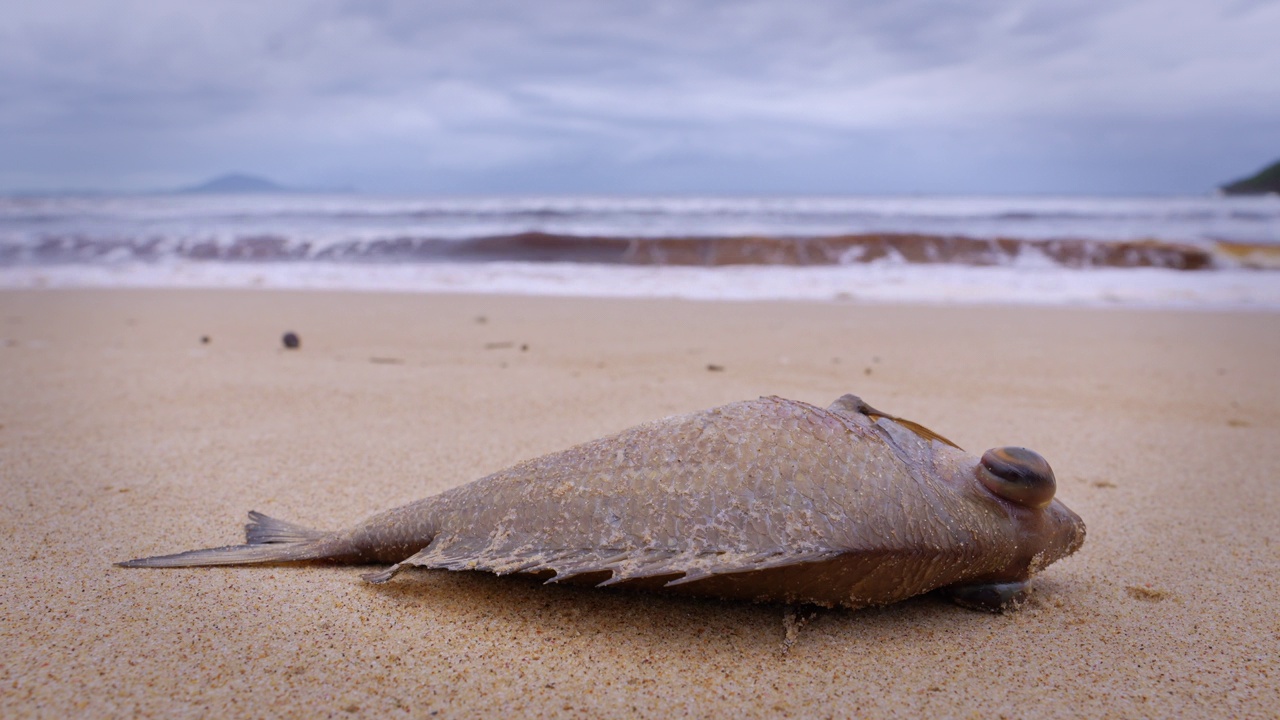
1221 159 1280 195
179 173 288 194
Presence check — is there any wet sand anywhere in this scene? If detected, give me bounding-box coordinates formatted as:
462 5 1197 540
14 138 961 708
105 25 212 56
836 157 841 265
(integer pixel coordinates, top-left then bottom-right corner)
1 289 1277 718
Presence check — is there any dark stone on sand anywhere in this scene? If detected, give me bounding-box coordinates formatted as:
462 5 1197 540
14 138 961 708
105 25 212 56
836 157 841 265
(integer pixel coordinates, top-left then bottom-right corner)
706 364 725 372
282 332 300 349
200 336 210 344
1221 159 1280 195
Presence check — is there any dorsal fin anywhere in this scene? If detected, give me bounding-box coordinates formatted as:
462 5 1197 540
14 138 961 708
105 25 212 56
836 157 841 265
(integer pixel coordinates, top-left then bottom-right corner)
827 394 962 449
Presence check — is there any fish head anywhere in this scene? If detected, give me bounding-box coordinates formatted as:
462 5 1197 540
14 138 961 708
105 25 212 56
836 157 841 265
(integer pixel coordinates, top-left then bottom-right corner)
825 396 1085 583
965 445 1086 576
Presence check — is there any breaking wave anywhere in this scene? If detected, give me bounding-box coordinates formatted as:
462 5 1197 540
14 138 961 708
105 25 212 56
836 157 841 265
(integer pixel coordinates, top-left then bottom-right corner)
2 193 1277 271
4 230 1272 271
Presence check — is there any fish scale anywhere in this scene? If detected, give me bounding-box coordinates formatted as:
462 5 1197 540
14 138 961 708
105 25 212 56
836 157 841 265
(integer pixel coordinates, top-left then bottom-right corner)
118 394 1086 611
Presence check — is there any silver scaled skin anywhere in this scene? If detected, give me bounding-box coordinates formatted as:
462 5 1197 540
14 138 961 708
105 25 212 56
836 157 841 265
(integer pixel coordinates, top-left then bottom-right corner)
119 395 1086 611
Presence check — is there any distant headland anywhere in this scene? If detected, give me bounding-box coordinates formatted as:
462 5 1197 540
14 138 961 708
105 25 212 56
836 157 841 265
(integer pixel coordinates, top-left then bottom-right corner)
179 173 289 194
1220 159 1280 196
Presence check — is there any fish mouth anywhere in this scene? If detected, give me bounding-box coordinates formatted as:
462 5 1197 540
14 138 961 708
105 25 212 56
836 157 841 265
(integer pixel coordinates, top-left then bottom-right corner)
1049 501 1087 560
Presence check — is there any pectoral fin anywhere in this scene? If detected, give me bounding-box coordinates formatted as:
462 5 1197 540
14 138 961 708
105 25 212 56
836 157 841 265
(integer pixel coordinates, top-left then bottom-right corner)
946 580 1031 612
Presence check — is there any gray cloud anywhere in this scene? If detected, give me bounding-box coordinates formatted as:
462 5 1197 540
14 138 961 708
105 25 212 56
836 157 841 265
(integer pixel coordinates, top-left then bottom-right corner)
1 0 1277 193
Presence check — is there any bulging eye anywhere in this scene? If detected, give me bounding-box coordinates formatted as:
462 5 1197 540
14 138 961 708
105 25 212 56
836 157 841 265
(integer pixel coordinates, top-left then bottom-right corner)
977 447 1056 509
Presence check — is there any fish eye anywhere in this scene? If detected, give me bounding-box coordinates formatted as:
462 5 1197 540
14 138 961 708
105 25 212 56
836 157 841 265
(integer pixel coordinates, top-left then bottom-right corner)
976 447 1056 509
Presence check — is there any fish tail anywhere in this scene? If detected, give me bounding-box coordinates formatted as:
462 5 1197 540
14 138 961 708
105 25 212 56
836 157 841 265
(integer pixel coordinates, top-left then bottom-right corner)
115 511 335 568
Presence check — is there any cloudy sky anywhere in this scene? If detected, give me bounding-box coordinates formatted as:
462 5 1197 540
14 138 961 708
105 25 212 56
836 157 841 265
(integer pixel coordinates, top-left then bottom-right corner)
2 0 1277 194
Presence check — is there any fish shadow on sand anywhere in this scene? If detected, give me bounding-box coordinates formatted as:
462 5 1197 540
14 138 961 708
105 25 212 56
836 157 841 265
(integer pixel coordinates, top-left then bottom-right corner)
359 567 1049 657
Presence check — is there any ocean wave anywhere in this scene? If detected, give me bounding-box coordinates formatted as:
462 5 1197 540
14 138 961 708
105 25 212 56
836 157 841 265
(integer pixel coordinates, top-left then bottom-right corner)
3 194 1279 275
4 194 1278 242
4 231 1266 271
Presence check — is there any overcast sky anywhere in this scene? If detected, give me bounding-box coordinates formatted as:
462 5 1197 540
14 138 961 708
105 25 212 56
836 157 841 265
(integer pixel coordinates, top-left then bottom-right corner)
2 0 1277 194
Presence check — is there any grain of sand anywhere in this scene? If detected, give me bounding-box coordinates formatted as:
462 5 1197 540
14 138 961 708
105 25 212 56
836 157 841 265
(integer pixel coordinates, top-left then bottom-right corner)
1 289 1277 718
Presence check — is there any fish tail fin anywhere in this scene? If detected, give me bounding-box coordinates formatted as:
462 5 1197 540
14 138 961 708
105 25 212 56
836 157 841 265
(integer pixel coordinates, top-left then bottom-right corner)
116 511 334 568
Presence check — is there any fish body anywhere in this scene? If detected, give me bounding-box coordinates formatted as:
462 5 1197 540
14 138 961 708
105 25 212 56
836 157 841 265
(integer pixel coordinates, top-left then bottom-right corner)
120 395 1086 611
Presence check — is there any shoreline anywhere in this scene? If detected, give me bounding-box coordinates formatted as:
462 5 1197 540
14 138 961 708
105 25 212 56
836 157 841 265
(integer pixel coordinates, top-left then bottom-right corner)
2 289 1277 717
3 261 1279 310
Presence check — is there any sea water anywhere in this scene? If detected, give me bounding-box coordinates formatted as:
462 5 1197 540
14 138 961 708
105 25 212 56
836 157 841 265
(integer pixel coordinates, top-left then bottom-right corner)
2 193 1277 308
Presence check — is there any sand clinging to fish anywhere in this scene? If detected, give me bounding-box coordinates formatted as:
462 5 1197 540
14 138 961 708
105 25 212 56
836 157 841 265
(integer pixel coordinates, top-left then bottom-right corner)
119 394 1085 611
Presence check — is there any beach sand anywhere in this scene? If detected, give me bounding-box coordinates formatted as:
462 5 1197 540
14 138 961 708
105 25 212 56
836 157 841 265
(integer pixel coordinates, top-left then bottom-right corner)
2 289 1277 718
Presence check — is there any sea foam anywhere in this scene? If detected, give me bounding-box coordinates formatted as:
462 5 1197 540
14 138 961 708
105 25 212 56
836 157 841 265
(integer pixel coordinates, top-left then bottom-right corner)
2 193 1277 308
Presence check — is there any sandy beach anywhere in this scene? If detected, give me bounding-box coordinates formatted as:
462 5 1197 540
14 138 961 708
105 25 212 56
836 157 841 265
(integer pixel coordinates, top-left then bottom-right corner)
2 288 1277 718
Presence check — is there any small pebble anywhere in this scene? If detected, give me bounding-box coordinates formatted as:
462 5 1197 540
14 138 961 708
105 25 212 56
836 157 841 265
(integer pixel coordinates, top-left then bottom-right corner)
200 335 210 344
282 331 300 349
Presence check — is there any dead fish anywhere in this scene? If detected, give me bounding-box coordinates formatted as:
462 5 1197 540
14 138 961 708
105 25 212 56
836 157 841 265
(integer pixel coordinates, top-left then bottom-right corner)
118 394 1085 611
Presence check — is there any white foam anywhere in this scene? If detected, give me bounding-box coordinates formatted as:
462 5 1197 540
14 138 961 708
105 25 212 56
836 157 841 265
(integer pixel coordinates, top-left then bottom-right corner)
3 261 1277 310
4 193 1279 250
